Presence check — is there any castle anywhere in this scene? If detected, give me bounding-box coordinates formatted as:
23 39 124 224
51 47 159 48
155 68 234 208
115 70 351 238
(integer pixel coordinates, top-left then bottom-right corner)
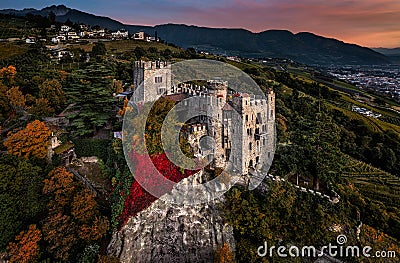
132 61 275 175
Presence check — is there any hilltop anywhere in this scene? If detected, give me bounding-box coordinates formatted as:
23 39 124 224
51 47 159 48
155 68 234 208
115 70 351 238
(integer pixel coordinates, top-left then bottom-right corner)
0 5 391 65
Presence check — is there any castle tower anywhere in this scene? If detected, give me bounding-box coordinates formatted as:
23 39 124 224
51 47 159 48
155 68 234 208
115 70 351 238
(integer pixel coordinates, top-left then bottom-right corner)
206 80 228 169
266 89 275 131
229 89 275 175
133 61 172 102
229 93 251 174
265 89 275 165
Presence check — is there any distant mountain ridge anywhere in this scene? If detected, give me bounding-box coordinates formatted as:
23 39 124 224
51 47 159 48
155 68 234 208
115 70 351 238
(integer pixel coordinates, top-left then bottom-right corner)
373 48 400 64
0 5 392 65
373 48 400 55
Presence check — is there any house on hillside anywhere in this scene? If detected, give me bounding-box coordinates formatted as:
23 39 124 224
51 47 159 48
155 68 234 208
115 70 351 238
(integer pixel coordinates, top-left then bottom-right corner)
112 29 129 39
53 49 74 60
93 28 106 38
45 117 75 166
79 24 89 31
67 31 80 40
54 141 76 166
25 37 36 44
133 31 145 40
46 128 75 166
61 25 70 32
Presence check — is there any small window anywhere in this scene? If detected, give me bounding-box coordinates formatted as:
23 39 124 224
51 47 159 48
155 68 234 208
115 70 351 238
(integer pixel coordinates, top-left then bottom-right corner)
157 87 166 95
155 76 163 83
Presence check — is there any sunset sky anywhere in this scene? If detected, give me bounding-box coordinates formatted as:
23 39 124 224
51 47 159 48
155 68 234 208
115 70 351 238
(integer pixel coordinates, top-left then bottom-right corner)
1 0 400 48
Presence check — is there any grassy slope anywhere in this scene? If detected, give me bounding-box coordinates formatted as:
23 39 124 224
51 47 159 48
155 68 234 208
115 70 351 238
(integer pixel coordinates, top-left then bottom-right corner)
287 70 400 136
0 42 28 60
69 39 182 54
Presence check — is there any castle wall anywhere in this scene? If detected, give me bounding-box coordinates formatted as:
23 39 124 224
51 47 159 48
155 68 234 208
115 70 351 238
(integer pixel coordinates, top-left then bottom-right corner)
131 61 275 176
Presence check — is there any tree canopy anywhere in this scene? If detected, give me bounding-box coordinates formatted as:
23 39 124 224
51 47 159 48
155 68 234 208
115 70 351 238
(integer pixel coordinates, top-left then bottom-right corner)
4 120 51 159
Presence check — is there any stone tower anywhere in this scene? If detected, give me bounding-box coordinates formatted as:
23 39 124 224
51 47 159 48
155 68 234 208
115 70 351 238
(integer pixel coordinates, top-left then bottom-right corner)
205 80 228 169
133 61 172 102
229 90 275 175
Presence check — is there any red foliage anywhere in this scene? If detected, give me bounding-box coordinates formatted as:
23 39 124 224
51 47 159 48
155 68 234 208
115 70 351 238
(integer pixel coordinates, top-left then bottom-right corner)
119 152 198 225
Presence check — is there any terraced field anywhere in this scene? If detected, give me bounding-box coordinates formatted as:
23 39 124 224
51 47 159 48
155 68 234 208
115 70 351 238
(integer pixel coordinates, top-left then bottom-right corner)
330 104 400 136
342 158 400 208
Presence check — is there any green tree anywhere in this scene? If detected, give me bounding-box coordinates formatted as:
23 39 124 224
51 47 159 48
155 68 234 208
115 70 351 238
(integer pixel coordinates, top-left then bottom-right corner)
92 42 107 57
39 79 65 111
65 63 117 136
134 46 146 59
28 98 55 117
0 155 44 249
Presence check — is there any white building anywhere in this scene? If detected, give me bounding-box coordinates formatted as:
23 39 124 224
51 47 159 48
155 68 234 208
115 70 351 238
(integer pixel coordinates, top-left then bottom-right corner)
112 29 129 39
60 25 70 32
133 31 145 40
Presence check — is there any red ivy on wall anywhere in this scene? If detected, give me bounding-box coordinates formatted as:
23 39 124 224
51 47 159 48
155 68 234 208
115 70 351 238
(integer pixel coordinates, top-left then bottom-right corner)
119 152 198 225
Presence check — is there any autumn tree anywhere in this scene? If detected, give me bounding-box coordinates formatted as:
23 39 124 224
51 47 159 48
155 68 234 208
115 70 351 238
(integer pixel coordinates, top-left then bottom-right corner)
0 65 16 86
214 243 235 263
98 255 120 263
6 86 25 111
43 167 76 210
24 93 36 106
113 79 123 93
4 120 51 159
42 212 77 261
7 224 42 263
58 70 68 82
39 79 65 111
117 97 129 116
71 189 96 223
42 167 109 260
79 216 109 242
28 98 55 117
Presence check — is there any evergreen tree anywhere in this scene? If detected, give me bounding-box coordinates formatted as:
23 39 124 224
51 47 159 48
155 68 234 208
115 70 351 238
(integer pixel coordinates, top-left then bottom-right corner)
65 63 117 136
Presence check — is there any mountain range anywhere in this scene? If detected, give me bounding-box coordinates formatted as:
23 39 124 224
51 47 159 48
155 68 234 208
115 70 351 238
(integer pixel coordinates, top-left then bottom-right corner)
1 5 394 65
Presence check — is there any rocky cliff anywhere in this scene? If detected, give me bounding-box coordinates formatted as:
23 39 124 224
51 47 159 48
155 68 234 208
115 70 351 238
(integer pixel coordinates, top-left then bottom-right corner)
107 172 235 263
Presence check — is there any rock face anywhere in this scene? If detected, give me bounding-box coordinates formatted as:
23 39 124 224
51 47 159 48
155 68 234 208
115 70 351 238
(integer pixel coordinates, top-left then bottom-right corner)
107 196 235 263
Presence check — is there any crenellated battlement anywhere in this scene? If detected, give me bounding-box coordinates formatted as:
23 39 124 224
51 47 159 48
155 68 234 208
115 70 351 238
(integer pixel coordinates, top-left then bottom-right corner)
132 61 275 175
